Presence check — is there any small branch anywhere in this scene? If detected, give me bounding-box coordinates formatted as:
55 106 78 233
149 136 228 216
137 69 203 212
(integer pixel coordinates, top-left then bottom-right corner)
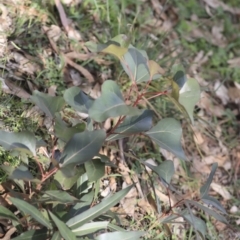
34 156 44 180
1 227 16 240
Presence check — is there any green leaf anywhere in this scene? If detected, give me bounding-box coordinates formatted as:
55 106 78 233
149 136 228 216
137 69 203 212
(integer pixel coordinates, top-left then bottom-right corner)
10 197 52 229
0 130 36 156
95 231 145 240
183 213 206 238
171 72 200 124
66 185 133 229
51 231 62 240
72 221 109 236
1 164 34 181
85 35 129 59
200 163 218 198
145 118 186 160
11 229 49 240
85 159 105 182
107 110 154 141
42 190 79 204
30 90 65 118
60 130 106 167
49 211 76 240
185 199 228 224
143 160 175 184
121 46 150 83
64 87 93 114
88 80 137 122
201 195 226 214
54 113 85 142
0 205 19 222
54 167 84 190
179 78 201 124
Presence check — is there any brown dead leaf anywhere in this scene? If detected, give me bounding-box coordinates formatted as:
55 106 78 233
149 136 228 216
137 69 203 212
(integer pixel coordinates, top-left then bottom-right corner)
214 81 229 105
211 182 232 200
203 0 240 15
228 57 240 68
43 25 62 42
138 198 155 214
120 197 136 217
198 92 225 117
228 86 240 104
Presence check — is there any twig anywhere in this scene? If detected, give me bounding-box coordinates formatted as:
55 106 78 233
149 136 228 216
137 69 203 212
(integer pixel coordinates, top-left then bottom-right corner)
54 0 70 32
1 227 16 240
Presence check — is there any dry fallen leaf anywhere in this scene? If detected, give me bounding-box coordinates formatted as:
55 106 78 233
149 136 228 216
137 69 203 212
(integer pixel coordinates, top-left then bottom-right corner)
211 182 232 200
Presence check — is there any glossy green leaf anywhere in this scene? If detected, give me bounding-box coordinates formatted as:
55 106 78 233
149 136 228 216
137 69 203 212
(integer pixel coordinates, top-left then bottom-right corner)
121 46 150 83
145 118 186 160
54 113 85 142
201 195 226 214
183 213 206 238
1 164 34 181
42 190 79 204
185 200 228 224
66 185 132 229
49 211 76 240
30 90 64 118
95 231 145 240
89 80 138 122
85 159 105 182
10 197 52 229
107 110 154 141
51 231 62 240
0 205 19 222
54 167 84 190
0 130 36 156
64 87 93 114
72 221 109 236
200 163 218 198
11 229 49 240
143 160 174 184
60 130 106 167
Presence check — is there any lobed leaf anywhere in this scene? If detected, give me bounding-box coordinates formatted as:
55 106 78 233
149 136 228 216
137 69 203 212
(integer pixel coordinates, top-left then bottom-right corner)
60 130 106 167
30 90 64 118
145 118 186 160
